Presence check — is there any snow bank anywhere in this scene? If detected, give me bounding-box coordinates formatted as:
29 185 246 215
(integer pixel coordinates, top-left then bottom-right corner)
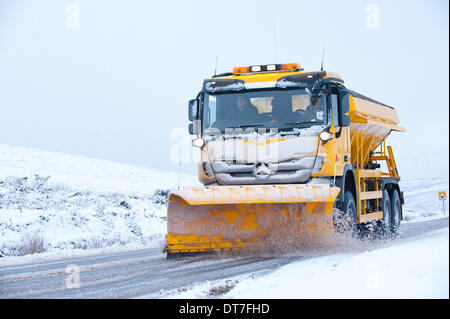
0 144 197 257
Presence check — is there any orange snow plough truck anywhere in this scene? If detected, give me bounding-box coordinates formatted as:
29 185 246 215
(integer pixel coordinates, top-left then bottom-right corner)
164 63 405 257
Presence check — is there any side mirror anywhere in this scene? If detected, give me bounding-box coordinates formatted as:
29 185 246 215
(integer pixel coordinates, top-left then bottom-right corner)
338 87 351 127
188 99 198 121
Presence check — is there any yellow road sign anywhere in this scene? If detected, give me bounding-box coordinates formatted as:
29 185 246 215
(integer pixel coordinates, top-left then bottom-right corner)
439 191 447 201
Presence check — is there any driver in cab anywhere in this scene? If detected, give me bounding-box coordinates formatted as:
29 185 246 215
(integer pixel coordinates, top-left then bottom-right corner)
235 95 258 120
303 95 325 123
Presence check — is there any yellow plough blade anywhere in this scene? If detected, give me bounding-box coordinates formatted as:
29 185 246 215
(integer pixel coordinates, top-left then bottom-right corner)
167 184 340 254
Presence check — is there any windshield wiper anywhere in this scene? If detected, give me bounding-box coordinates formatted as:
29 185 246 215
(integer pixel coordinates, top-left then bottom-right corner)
279 121 315 127
235 123 267 129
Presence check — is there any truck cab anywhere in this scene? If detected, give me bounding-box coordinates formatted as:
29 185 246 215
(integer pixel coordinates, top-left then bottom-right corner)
188 63 351 187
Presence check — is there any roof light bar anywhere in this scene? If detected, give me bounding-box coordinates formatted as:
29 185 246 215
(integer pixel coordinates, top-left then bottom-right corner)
232 63 300 74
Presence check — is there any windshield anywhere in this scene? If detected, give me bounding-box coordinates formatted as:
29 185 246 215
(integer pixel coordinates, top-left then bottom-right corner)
202 89 326 134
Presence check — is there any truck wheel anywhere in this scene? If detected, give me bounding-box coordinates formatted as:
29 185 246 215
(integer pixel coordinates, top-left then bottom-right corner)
390 189 402 235
378 189 392 237
333 191 357 237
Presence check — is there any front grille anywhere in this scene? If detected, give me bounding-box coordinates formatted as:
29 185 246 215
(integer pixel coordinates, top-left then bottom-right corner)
210 156 319 185
230 170 297 178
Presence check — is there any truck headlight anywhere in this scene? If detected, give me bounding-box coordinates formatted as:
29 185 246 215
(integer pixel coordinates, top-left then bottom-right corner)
319 131 333 142
192 138 205 148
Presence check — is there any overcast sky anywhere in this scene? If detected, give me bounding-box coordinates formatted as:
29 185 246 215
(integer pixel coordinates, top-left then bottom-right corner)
0 0 448 179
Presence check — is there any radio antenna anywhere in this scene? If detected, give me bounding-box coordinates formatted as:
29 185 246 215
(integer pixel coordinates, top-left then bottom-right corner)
320 45 325 71
272 18 278 63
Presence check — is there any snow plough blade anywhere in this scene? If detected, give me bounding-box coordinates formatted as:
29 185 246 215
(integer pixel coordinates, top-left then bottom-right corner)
166 184 340 255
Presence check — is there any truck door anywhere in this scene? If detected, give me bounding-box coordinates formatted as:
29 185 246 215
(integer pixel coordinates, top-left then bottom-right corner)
330 86 350 173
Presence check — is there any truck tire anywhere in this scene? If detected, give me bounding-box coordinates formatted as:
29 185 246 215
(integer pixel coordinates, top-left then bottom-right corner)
378 189 392 237
390 189 402 235
333 191 357 237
